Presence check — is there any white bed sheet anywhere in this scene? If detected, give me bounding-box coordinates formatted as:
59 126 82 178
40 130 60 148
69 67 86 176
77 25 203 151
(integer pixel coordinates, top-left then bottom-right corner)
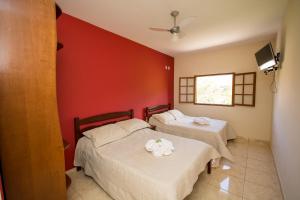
74 128 220 200
149 116 235 161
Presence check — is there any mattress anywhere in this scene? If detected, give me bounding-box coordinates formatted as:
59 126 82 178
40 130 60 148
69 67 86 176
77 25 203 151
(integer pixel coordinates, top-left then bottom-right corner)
149 116 235 161
74 128 220 200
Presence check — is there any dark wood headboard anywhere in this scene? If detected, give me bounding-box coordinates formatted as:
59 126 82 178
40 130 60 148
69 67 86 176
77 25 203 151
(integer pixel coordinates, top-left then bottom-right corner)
74 109 134 145
144 104 171 121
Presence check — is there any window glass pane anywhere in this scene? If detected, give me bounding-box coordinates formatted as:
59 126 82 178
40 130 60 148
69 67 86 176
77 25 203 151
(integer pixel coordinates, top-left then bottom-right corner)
244 95 253 105
188 78 194 86
234 95 243 104
235 75 243 84
235 85 243 94
187 87 194 94
180 86 187 93
180 95 186 102
195 74 233 105
187 95 194 102
180 78 187 86
244 85 253 94
244 74 254 84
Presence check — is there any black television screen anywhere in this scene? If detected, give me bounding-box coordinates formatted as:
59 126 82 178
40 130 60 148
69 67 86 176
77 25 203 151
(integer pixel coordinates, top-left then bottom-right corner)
255 43 276 71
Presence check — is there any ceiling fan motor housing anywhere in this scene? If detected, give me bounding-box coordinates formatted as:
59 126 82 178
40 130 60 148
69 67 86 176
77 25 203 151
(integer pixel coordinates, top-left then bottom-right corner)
170 26 180 34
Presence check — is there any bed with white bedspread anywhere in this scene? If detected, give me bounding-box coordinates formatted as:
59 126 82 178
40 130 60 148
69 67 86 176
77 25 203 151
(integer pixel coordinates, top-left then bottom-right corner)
74 110 220 200
145 105 236 162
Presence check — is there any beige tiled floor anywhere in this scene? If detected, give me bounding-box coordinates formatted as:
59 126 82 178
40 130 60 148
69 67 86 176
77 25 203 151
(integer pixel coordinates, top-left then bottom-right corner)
67 138 283 200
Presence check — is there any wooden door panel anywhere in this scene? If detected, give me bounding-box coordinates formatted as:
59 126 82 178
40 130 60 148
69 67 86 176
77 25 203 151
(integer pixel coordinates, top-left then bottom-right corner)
0 0 67 199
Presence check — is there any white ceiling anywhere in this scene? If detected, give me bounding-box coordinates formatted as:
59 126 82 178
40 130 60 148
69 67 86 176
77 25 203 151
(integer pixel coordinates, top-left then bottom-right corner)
56 0 287 56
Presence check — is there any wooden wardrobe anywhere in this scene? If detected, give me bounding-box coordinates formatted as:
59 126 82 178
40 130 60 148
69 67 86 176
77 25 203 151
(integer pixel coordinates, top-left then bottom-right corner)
0 0 67 199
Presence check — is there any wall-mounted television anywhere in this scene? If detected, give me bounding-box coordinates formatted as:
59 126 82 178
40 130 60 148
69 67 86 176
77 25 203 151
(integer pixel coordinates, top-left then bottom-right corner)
255 43 279 72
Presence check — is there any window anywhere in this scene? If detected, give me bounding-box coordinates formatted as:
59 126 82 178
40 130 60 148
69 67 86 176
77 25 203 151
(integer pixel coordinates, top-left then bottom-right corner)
178 72 257 107
179 77 195 103
234 72 256 106
194 73 234 106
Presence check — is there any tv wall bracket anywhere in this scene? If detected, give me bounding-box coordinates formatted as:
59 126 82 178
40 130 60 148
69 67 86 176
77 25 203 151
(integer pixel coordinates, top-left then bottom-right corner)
264 52 280 75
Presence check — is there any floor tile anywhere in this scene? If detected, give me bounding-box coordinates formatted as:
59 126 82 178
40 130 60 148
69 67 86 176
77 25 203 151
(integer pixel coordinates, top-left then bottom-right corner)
246 158 276 174
243 181 283 200
247 148 273 161
245 168 281 190
228 145 248 158
248 139 270 147
209 173 244 197
213 159 246 179
185 183 243 200
228 142 248 149
247 145 271 155
233 156 247 168
68 171 97 192
77 188 112 200
67 187 83 200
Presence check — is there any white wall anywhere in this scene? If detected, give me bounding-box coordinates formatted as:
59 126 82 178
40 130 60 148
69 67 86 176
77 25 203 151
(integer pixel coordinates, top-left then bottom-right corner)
174 38 275 141
272 0 300 199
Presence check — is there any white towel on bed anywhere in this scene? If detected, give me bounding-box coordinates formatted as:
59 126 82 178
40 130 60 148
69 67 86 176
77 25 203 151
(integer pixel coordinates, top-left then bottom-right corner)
194 117 210 125
145 138 174 157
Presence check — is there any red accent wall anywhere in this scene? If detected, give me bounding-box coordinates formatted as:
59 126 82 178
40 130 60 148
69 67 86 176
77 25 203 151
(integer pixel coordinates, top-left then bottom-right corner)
57 14 174 170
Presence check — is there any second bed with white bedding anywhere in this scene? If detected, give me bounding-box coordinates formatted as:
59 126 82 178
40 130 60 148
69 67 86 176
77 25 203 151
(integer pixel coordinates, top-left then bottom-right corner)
75 128 220 200
149 115 235 162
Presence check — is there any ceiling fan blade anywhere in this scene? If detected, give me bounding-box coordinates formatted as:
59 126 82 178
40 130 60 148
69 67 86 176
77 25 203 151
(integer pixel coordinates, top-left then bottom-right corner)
178 16 197 28
149 27 170 32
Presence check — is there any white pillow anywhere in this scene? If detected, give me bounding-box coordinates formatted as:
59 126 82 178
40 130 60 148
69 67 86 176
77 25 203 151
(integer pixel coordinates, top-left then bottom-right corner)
168 109 184 119
152 112 175 124
83 124 129 148
116 118 150 133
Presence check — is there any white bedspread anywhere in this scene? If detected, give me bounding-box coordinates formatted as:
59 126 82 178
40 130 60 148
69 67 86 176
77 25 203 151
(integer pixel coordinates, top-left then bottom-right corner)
74 128 220 200
149 116 235 161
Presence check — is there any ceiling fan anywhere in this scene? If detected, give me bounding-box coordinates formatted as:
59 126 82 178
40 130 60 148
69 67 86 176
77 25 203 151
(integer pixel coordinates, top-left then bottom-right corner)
149 10 195 40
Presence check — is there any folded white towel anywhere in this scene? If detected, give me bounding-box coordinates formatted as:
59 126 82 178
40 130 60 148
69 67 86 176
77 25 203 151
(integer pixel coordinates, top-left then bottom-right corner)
145 138 174 157
145 139 156 151
194 117 210 125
